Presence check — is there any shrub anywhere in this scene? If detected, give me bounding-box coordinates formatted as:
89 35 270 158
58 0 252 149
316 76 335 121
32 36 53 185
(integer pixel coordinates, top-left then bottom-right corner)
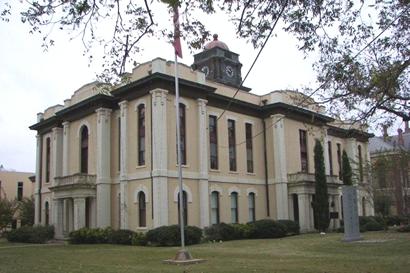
276 220 300 235
146 225 202 246
248 220 286 239
6 225 54 243
109 229 135 245
364 220 384 231
69 228 112 244
397 224 410 232
131 232 147 246
231 223 252 239
359 216 385 231
204 223 236 241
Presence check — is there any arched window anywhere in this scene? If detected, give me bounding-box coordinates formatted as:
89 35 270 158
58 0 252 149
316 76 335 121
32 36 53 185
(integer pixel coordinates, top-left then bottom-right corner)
358 145 363 182
248 192 256 222
137 104 145 166
138 191 146 227
177 191 188 226
211 191 220 225
231 192 239 223
45 137 51 182
177 103 187 165
80 126 89 173
362 197 366 216
45 201 49 226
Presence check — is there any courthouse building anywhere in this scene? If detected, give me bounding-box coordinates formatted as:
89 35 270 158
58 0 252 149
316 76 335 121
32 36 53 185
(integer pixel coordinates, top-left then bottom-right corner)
30 37 374 238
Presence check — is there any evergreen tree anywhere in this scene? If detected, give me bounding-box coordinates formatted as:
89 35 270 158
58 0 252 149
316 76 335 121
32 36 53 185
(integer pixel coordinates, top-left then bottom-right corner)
342 150 353 186
313 139 330 232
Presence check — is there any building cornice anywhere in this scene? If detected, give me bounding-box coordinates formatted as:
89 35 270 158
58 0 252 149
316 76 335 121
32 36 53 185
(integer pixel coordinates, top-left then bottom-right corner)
327 126 374 142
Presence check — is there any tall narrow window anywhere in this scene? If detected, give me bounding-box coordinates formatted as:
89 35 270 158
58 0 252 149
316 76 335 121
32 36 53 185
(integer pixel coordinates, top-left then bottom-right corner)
17 182 23 201
80 126 89 173
292 194 299 223
248 192 256 222
328 141 333 175
118 117 121 171
211 191 220 224
138 192 146 227
178 191 188 226
228 119 236 171
358 145 363 182
137 104 145 166
246 123 254 173
177 103 187 165
299 130 308 172
45 137 51 182
337 143 342 179
45 201 49 226
209 115 218 169
231 192 239 223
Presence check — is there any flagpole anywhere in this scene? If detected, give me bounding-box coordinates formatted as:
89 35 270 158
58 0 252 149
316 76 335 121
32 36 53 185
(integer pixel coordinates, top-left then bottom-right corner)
174 52 185 250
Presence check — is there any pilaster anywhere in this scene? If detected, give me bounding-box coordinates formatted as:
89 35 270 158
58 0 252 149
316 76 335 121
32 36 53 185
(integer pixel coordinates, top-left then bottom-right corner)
73 197 86 230
298 193 312 232
150 89 169 227
62 121 70 176
198 98 209 228
322 128 330 175
53 199 64 239
34 134 42 225
96 108 112 228
271 114 289 219
119 100 129 229
51 127 63 185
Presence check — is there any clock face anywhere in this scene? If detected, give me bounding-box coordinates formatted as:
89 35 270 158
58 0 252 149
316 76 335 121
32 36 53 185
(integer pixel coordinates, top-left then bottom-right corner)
201 66 210 76
225 65 234 78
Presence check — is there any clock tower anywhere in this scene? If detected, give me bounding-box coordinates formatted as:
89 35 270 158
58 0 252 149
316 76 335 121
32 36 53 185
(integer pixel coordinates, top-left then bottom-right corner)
192 34 246 90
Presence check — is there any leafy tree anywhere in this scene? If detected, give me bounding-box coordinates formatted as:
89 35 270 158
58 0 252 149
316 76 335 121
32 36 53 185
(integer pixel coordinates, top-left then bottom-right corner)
374 194 391 218
313 139 330 232
0 198 17 232
18 197 35 227
342 150 353 186
1 1 409 124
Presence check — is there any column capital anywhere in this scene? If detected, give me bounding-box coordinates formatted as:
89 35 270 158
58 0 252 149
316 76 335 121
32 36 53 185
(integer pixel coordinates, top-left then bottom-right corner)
52 127 63 134
149 88 168 96
62 121 70 127
197 98 208 105
270 113 285 120
119 100 128 109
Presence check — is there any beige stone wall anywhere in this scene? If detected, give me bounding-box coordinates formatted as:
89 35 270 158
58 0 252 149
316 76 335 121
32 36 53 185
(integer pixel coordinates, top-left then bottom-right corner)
0 171 34 200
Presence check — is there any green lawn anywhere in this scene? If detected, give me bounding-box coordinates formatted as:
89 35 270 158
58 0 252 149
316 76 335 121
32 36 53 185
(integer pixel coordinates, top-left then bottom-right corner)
0 231 409 273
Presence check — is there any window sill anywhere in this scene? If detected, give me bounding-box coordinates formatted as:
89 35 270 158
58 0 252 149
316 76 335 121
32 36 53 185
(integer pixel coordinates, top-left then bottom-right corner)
176 164 190 168
229 171 239 175
246 172 256 176
209 169 220 173
136 165 146 169
136 227 148 231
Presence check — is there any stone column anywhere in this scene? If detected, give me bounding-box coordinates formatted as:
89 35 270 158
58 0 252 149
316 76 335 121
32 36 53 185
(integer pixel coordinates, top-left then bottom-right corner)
51 127 63 185
271 114 289 219
73 197 86 230
323 128 330 176
119 101 129 229
198 98 209 228
53 199 64 238
34 133 42 225
298 193 312 232
346 138 358 184
150 89 169 227
96 108 112 227
62 121 70 176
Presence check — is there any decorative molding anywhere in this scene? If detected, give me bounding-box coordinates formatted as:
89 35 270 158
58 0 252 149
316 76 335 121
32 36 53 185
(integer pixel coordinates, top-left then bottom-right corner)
246 187 258 196
209 184 223 196
134 185 150 203
76 120 91 138
174 97 190 110
173 184 193 203
134 98 147 111
228 186 241 196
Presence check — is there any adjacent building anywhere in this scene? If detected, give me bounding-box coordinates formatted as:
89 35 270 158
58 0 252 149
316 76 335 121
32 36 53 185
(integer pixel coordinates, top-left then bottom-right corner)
369 124 410 216
30 37 374 238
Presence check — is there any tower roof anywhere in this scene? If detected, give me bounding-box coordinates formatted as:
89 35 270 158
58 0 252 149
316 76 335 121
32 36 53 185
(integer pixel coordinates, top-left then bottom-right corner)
204 34 229 51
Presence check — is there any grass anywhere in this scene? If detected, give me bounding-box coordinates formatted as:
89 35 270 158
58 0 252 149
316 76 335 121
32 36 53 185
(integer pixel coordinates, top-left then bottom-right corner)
0 231 409 273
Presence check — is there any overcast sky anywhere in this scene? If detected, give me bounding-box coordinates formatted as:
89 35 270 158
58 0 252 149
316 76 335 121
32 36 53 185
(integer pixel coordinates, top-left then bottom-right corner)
0 3 325 172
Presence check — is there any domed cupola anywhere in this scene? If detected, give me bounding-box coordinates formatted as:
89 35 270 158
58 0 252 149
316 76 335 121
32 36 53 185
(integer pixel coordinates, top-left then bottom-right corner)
192 34 245 90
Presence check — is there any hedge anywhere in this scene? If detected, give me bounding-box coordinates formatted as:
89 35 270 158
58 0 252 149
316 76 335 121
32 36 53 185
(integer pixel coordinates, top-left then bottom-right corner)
276 220 300 235
69 227 112 244
248 219 287 239
145 225 202 246
397 224 410 232
6 225 54 243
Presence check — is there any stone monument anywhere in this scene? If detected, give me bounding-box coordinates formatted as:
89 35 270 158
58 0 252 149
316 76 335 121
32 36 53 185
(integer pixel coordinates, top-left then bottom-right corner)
342 186 362 242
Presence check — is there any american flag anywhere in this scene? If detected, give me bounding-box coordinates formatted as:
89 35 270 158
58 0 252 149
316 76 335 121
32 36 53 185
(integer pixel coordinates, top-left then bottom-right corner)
173 5 183 58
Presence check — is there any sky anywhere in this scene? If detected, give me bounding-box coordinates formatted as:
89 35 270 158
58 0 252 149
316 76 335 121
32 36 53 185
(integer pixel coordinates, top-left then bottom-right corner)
0 2 328 172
